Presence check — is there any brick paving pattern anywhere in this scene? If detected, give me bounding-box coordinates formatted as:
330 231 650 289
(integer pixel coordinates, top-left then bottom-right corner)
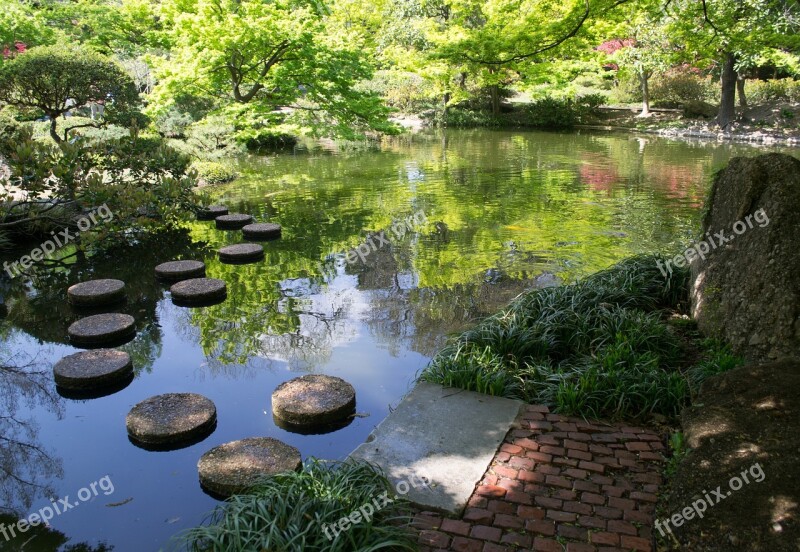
414 404 665 552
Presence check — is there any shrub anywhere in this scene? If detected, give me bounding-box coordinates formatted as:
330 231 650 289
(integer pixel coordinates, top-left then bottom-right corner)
361 70 437 113
177 459 416 552
155 108 195 139
650 67 717 106
745 78 800 103
192 161 237 184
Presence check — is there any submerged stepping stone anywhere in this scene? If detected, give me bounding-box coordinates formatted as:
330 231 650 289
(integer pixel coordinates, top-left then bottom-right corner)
170 278 227 307
218 243 264 264
127 393 217 446
68 313 136 347
198 437 301 497
215 213 254 230
272 375 356 427
197 205 229 221
155 260 206 282
242 223 282 241
67 279 126 307
53 349 133 390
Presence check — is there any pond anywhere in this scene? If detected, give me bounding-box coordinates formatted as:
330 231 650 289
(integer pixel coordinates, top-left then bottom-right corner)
0 129 790 551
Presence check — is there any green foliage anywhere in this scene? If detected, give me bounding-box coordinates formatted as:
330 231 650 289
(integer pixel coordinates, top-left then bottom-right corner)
154 108 195 139
745 78 800 103
650 68 718 107
420 254 694 420
192 161 238 184
0 44 142 143
360 70 438 112
686 339 744 390
177 459 416 552
664 431 689 477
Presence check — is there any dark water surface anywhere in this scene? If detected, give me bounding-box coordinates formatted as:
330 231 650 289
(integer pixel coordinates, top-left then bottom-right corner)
0 129 791 551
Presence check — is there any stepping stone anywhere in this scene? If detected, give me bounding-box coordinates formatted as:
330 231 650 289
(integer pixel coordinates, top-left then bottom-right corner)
53 349 133 390
67 279 126 307
170 278 227 307
155 260 206 282
215 214 254 230
349 382 524 515
272 375 356 427
68 313 136 347
197 205 229 221
127 393 217 446
218 243 264 264
198 437 301 497
242 223 282 241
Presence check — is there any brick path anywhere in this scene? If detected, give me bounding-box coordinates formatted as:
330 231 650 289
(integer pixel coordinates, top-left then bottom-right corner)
413 405 665 552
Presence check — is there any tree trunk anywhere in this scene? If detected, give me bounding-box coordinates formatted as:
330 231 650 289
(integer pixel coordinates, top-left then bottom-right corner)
490 85 500 116
717 52 737 129
736 74 747 108
443 91 450 119
639 71 651 117
49 117 62 143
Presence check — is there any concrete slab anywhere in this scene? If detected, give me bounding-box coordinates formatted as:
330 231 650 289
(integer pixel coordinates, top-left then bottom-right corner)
349 382 524 515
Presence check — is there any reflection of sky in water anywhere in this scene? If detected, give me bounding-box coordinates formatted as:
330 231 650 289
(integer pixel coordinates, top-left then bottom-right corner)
0 129 789 551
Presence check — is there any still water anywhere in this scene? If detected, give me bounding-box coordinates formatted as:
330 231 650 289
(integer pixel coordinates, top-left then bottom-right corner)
0 129 790 551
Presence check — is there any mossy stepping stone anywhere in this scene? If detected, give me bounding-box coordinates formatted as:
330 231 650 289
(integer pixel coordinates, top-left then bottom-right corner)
53 349 133 389
198 437 301 497
127 393 217 446
68 279 126 307
197 205 229 221
68 313 136 347
215 214 254 230
155 260 206 282
170 278 227 307
242 223 282 241
272 375 356 427
218 243 264 264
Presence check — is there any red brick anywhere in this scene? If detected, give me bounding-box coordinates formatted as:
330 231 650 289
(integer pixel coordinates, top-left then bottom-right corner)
470 525 502 542
632 473 661 485
566 543 596 552
500 443 523 454
608 497 635 511
591 531 620 545
613 449 637 460
526 519 556 536
477 485 507 498
524 411 546 421
546 413 570 422
579 461 606 473
468 495 489 508
506 490 533 505
487 500 515 514
624 441 650 452
525 483 547 494
535 464 561 475
441 518 471 536
534 537 563 551
629 491 658 503
578 515 607 529
528 421 554 431
537 435 561 445
564 439 590 451
553 489 577 500
568 432 593 441
564 500 593 515
497 478 523 493
546 475 573 489
493 466 518 479
589 444 614 455
412 513 442 530
500 533 532 547
451 536 484 552
483 474 499 486
518 470 545 483
639 451 663 461
540 445 566 455
620 535 652 551
589 474 614 485
527 451 554 463
581 492 606 505
563 468 589 479
508 456 534 470
546 510 577 522
554 422 578 431
534 496 562 509
517 505 545 519
607 520 637 535
493 513 523 529
515 437 540 450
595 457 622 468
558 524 589 540
553 457 580 467
594 506 623 519
623 509 652 524
602 485 627 498
418 530 450 548
592 433 618 443
573 480 601 493
464 508 494 524
527 404 550 413
649 441 665 450
495 452 511 463
483 543 512 552
568 449 593 461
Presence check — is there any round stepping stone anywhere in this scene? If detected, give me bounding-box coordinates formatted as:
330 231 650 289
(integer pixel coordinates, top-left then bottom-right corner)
53 349 133 389
67 279 126 307
215 213 254 230
155 260 206 282
68 313 136 347
272 375 356 427
242 223 282 241
127 393 217 446
197 205 229 221
170 278 227 306
198 437 301 496
218 243 264 263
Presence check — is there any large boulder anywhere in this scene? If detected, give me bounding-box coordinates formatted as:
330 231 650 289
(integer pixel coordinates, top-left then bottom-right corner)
690 153 800 362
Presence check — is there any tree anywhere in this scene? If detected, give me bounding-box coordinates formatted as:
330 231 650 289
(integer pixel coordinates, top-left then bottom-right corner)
0 44 141 142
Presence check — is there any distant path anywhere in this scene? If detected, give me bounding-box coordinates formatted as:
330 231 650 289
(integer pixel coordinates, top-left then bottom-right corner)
413 404 665 552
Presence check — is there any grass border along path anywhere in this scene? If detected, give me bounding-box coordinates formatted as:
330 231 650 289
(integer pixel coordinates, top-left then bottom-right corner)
420 254 740 422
